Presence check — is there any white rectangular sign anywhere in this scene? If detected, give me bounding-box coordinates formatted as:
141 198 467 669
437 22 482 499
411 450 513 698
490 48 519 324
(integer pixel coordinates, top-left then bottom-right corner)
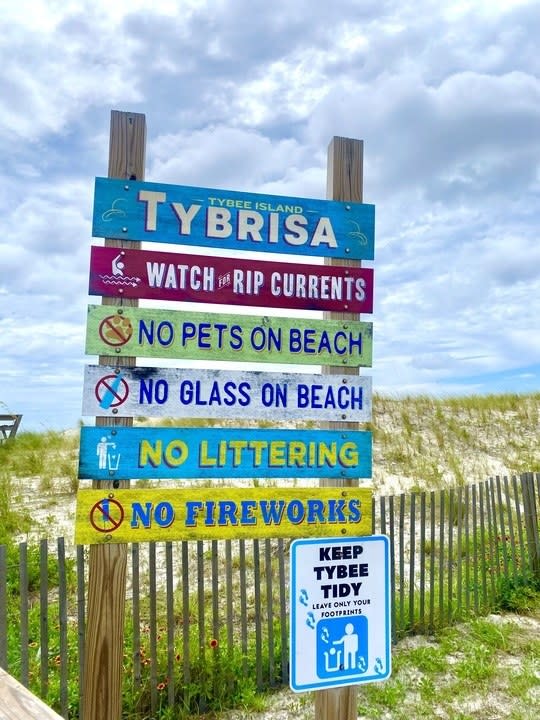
290 535 391 692
82 365 372 423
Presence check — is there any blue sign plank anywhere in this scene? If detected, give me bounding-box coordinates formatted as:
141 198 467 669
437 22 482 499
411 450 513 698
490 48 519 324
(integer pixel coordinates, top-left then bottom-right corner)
79 427 372 480
92 177 375 261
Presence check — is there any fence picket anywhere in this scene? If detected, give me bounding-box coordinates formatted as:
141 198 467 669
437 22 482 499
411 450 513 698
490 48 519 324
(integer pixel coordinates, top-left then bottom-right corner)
76 546 86 719
0 545 6 669
523 473 540 574
496 476 510 577
211 539 219 652
447 489 454 624
19 542 29 687
132 543 141 692
512 476 527 574
486 479 498 598
438 490 445 628
478 483 488 606
419 492 426 631
253 539 263 690
503 477 518 579
472 483 479 613
57 538 68 719
277 538 288 685
225 539 234 692
181 541 190 700
408 493 416 629
39 539 48 697
165 542 175 708
196 540 206 713
264 539 274 685
463 485 470 615
429 491 436 632
388 495 397 641
456 487 463 617
239 539 248 673
398 493 405 632
149 542 158 715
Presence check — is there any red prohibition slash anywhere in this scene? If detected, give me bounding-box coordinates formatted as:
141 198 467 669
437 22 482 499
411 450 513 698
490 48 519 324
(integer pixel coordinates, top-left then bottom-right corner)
90 498 125 533
98 314 134 347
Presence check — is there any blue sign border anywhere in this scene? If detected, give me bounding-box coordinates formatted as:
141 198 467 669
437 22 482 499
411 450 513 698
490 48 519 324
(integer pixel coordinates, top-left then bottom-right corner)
290 535 391 692
79 426 373 480
92 177 375 260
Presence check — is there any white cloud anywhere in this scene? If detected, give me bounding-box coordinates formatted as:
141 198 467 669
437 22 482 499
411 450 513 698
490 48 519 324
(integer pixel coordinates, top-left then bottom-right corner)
0 0 539 430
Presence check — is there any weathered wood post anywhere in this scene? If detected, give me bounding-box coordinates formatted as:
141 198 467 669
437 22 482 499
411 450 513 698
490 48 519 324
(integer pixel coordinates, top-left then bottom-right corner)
0 667 64 719
82 110 146 720
315 136 365 720
521 472 540 577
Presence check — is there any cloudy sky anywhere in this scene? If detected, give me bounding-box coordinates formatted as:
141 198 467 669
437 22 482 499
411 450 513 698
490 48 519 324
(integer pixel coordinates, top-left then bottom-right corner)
1 0 539 432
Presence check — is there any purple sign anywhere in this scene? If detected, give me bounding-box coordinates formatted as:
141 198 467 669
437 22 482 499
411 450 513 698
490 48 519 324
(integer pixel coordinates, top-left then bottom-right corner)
89 246 373 313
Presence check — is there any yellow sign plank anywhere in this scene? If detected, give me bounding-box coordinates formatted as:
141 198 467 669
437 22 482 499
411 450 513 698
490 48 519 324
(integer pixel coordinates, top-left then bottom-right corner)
75 487 373 544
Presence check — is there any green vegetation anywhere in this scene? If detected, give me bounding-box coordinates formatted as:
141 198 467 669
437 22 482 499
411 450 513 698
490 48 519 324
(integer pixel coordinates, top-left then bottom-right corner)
370 391 540 490
0 429 79 497
2 588 280 719
353 608 540 720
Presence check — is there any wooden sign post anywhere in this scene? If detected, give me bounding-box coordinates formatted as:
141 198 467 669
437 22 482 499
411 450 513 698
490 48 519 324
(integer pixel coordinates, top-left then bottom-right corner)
82 110 146 720
315 136 366 720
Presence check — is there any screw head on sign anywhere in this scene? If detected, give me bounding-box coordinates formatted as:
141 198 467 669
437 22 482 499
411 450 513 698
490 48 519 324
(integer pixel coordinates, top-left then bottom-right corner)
341 414 347 420
346 205 351 210
112 409 118 414
106 535 112 542
124 185 130 191
118 309 123 315
341 528 347 534
122 227 128 232
115 348 121 353
109 470 115 476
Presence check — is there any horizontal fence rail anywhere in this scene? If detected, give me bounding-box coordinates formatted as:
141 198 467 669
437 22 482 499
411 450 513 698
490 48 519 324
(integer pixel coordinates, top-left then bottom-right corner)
0 473 538 718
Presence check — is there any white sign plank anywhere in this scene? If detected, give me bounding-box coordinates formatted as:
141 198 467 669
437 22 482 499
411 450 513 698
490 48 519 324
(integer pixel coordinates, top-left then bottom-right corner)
290 535 391 692
83 365 372 423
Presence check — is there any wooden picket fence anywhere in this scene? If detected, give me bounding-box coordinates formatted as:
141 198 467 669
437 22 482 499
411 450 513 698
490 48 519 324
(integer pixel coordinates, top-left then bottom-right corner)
0 472 538 718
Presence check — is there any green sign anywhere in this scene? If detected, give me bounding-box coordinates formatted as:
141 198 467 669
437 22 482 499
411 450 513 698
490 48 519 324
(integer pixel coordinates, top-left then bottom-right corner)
85 305 373 367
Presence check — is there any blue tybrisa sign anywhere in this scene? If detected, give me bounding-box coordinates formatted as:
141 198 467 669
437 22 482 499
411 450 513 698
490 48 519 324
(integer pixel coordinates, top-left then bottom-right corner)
78 427 372 480
92 177 375 261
